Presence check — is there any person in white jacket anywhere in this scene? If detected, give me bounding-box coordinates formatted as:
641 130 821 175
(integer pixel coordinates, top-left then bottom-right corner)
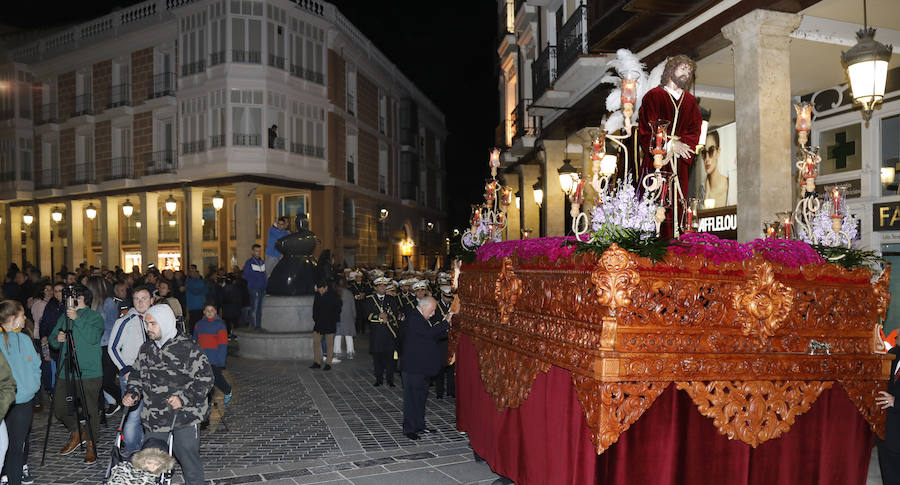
107 286 152 454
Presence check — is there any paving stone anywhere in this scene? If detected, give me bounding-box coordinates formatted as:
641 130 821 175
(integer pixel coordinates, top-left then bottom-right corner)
424 454 474 467
393 451 437 460
348 468 460 485
262 467 315 480
338 465 388 478
437 461 501 483
353 457 396 468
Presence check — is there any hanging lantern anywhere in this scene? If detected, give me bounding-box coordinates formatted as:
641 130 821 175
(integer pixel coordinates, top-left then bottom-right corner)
51 206 63 223
85 203 97 221
557 159 578 195
165 194 177 214
532 177 544 207
841 3 892 124
122 199 134 218
212 190 225 211
23 209 33 226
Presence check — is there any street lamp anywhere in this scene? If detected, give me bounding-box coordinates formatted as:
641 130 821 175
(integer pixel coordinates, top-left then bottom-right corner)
532 177 544 207
51 206 63 223
85 203 97 221
515 191 520 209
122 199 134 218
23 209 33 226
165 194 177 214
557 159 579 194
212 190 225 211
379 208 389 222
841 0 892 124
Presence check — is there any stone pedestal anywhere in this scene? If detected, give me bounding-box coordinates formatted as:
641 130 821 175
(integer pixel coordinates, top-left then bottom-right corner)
235 295 316 360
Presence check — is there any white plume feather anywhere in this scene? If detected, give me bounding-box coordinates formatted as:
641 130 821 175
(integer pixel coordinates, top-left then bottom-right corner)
606 88 622 112
605 111 624 133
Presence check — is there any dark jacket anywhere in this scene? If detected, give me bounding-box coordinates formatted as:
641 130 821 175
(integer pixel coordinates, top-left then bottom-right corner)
0 351 15 421
126 333 214 431
363 294 400 353
401 308 450 377
885 346 900 452
39 298 65 345
312 289 341 334
221 283 243 320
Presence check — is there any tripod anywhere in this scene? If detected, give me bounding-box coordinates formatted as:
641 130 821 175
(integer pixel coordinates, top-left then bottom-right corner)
40 314 97 465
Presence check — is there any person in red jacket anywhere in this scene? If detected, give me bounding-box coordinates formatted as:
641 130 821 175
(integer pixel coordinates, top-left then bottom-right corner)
192 304 231 403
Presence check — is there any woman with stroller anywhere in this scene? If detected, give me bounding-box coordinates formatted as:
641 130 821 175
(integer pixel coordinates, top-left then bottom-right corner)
0 300 41 484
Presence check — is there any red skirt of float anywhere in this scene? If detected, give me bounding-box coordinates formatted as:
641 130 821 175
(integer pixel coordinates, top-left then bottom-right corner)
456 334 873 485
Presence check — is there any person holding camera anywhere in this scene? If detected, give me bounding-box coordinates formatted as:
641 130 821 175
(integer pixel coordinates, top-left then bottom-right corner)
49 284 104 463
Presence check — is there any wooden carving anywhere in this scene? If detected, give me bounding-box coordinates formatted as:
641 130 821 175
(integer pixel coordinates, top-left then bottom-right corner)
472 335 550 410
676 380 832 447
591 244 640 315
494 257 522 325
573 376 669 454
840 380 887 439
733 261 793 345
873 265 892 322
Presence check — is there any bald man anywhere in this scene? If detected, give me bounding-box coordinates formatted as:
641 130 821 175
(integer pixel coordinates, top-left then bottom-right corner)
400 297 451 440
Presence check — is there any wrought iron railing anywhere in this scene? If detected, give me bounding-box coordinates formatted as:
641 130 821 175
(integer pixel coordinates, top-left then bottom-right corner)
268 54 285 69
181 60 206 76
109 83 131 108
511 98 538 140
347 160 356 183
532 45 557 98
182 140 205 154
379 174 386 194
210 51 226 66
36 168 60 189
269 137 285 150
0 171 15 183
146 150 177 175
290 143 324 158
233 133 261 146
210 134 225 148
73 163 95 185
556 5 588 79
73 94 92 116
108 156 134 180
36 103 58 125
150 72 175 99
232 50 261 64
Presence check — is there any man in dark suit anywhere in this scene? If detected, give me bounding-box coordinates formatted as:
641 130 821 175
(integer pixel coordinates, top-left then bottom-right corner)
401 296 451 440
362 277 400 386
877 345 900 485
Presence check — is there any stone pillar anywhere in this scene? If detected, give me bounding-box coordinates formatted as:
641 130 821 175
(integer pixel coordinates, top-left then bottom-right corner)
542 140 567 237
310 186 335 254
520 164 541 237
139 192 159 271
0 204 12 272
65 200 86 270
505 170 521 240
183 187 204 270
100 196 122 270
234 182 258 264
36 204 52 275
722 9 801 242
8 206 23 270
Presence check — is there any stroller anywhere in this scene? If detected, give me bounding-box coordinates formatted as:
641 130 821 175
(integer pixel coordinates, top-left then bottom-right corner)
105 411 178 485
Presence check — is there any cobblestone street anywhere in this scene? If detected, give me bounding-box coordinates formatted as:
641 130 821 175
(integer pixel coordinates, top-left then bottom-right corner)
28 338 500 484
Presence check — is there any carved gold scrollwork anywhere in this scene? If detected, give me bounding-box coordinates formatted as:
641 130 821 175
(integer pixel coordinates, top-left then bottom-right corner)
840 380 887 439
472 336 550 410
572 376 669 454
494 257 523 325
874 266 891 322
676 380 832 447
733 262 793 345
591 244 640 315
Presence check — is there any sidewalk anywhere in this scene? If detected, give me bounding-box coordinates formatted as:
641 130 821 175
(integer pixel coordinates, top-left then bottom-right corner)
28 337 501 484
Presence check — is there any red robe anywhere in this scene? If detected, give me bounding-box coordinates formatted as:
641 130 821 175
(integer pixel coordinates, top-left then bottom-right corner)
637 86 702 237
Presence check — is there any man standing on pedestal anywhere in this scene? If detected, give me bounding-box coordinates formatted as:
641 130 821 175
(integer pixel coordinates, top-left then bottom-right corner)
637 55 703 237
242 244 266 331
401 297 450 440
265 217 289 279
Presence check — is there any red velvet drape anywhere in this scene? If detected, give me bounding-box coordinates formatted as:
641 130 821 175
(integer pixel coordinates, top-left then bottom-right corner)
456 334 874 485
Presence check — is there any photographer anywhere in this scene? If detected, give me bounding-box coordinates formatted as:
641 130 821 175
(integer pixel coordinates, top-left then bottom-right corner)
49 284 104 463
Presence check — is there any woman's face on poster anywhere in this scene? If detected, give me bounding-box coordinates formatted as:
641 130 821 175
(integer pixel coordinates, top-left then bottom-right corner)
703 134 719 176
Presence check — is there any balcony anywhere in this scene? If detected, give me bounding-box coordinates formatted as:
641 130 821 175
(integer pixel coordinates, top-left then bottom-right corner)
233 134 261 146
346 93 355 115
532 45 557 100
146 150 177 175
290 65 325 85
108 83 131 108
210 51 226 66
510 99 539 156
73 163 96 185
269 136 285 150
182 140 206 154
35 168 60 189
181 60 206 77
210 134 225 149
232 50 261 64
347 160 356 183
149 73 175 99
107 156 134 180
290 143 325 159
0 171 15 183
379 174 386 194
72 94 92 117
495 122 507 149
36 103 58 125
268 54 285 70
556 5 588 80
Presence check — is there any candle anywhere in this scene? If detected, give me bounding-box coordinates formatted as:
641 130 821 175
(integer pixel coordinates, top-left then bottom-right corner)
794 102 813 146
500 187 512 207
570 178 585 205
831 188 840 215
490 149 501 177
485 181 496 202
621 72 639 124
784 218 791 238
767 226 775 239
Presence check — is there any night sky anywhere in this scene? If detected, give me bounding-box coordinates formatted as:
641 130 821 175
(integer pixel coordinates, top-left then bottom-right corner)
3 0 499 234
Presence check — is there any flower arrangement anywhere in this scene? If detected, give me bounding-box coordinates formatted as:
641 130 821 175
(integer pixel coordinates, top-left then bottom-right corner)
590 181 659 238
750 238 824 268
668 232 752 264
475 236 582 262
797 209 859 246
461 220 502 250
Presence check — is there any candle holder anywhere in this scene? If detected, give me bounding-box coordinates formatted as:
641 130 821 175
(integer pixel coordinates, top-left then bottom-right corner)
776 211 793 239
462 149 514 249
682 198 699 233
792 103 822 241
620 71 640 133
822 184 852 247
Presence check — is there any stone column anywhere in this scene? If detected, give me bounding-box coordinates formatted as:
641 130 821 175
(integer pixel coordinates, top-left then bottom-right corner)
505 170 521 240
542 139 566 236
65 200 86 270
234 182 258 264
183 187 204 270
36 204 52 274
139 192 159 271
100 196 122 270
4 205 18 271
520 164 541 237
722 9 801 242
310 186 335 254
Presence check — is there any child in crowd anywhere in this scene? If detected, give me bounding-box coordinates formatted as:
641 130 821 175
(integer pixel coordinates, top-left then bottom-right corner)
0 300 41 485
192 304 232 403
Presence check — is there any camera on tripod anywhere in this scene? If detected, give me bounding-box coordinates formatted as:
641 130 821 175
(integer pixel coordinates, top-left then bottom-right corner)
61 284 85 308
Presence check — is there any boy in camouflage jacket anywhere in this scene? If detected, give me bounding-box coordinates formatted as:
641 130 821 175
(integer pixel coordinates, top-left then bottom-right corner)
123 304 213 485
